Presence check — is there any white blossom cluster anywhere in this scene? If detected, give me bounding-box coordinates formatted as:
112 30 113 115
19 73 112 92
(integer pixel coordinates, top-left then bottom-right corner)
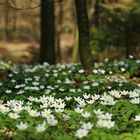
0 60 140 139
94 109 115 129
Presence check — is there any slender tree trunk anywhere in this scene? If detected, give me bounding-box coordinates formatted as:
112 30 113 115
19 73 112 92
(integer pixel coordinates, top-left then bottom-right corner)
4 6 10 40
12 11 17 39
56 32 61 62
75 0 93 71
13 12 17 31
56 1 63 63
125 16 130 58
72 29 79 63
93 0 100 27
40 0 56 64
125 30 130 58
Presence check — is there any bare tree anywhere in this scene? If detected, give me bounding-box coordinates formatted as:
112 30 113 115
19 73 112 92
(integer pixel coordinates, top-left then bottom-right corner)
40 0 56 64
75 0 93 71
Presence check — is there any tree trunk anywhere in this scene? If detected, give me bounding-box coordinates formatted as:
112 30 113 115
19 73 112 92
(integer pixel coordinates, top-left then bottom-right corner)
56 32 61 63
125 15 130 58
93 0 100 27
56 1 63 63
4 6 10 40
40 0 56 64
75 0 93 71
72 29 79 63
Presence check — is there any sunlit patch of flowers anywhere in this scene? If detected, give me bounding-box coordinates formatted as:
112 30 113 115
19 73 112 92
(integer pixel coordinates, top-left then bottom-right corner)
9 112 20 119
134 114 140 121
16 122 29 130
94 110 115 129
75 128 89 139
36 122 46 133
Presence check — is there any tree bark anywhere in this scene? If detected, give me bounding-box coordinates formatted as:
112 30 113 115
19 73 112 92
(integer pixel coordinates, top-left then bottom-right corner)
4 6 10 40
93 0 100 27
40 0 56 64
75 0 93 71
56 1 63 63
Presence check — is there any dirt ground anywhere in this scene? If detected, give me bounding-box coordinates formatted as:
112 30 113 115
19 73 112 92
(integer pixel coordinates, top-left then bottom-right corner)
0 34 74 64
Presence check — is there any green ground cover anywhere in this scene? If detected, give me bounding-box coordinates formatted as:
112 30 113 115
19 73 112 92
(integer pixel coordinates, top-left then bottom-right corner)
0 59 140 140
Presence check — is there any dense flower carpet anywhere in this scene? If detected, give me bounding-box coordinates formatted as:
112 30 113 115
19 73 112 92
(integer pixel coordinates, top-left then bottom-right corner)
0 59 140 140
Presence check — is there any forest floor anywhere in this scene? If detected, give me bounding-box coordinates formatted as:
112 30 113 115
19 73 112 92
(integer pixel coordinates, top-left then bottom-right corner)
0 34 73 64
0 59 139 140
0 42 39 63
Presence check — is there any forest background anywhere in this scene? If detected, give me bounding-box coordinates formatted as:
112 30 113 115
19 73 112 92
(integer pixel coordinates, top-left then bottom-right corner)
0 0 140 64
